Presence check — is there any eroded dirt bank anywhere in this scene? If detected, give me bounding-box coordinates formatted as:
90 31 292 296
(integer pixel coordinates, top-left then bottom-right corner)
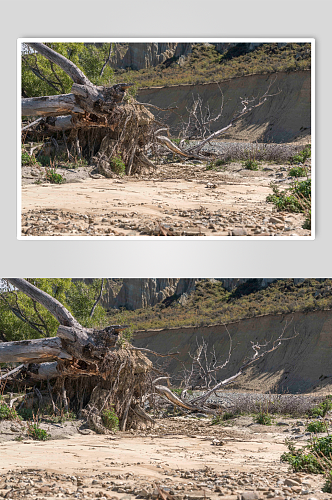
21 161 309 237
133 309 332 394
137 71 311 143
0 416 329 500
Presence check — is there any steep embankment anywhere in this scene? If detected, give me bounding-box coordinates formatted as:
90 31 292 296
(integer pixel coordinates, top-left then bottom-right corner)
137 71 311 143
133 309 332 394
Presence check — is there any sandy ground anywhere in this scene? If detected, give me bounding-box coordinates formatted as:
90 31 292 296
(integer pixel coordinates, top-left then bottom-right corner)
0 415 329 499
21 161 310 237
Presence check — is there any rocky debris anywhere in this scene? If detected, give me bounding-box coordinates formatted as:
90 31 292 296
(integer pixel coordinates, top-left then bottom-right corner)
21 206 309 237
21 165 95 185
0 465 327 500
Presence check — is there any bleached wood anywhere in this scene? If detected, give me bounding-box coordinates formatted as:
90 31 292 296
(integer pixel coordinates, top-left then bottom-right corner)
0 337 72 364
22 94 84 117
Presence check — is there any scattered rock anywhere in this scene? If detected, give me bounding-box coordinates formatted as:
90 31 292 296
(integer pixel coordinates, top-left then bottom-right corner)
230 228 247 236
241 491 259 500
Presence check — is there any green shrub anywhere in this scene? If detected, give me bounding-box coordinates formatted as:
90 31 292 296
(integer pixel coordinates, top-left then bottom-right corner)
323 471 332 493
21 150 39 166
289 166 307 177
290 144 311 164
266 179 311 213
110 156 126 175
45 168 65 184
254 411 272 425
38 154 51 166
308 396 332 418
306 420 328 433
0 401 19 421
212 412 235 424
243 159 259 170
281 435 332 474
281 440 322 473
102 407 119 431
17 408 34 421
27 422 50 440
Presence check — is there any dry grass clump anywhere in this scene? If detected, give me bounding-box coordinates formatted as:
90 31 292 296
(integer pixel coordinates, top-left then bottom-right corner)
215 393 326 417
198 141 304 163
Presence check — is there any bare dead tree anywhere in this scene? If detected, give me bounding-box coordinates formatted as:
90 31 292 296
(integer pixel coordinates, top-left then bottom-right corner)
153 318 297 414
183 325 233 389
181 84 225 141
154 77 280 160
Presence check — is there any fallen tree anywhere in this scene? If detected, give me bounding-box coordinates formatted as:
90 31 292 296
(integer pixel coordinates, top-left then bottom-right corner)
21 43 280 174
21 43 155 176
1 280 299 428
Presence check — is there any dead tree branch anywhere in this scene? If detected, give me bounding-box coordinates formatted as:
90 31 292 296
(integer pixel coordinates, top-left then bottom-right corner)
154 318 296 415
89 279 104 318
155 77 280 160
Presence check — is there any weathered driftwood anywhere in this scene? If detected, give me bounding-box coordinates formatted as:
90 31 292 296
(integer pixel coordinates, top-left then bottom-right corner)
22 94 84 117
0 337 71 364
4 279 127 369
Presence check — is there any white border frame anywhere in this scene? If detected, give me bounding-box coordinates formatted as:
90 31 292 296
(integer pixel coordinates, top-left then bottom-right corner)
17 38 315 241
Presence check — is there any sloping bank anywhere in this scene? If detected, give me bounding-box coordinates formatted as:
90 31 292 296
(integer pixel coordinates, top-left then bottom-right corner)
137 70 311 143
132 309 332 394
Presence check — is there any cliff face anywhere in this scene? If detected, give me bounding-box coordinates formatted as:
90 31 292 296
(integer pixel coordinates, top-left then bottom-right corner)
114 43 177 71
110 42 286 71
133 309 332 394
102 278 178 310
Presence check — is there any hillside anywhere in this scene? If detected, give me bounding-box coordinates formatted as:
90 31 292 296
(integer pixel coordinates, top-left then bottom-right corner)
107 279 332 331
116 42 311 87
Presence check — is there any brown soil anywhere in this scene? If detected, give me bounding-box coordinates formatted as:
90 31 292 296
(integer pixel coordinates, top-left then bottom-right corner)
21 160 310 237
0 415 329 500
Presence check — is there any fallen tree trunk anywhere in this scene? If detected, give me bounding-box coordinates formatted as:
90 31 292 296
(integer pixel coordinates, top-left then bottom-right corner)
0 337 71 364
21 43 155 175
22 94 84 117
1 279 153 430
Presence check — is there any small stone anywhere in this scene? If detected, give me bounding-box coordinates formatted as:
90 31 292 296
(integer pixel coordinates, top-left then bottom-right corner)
212 439 224 446
241 492 259 500
230 228 247 236
285 479 302 487
269 216 284 224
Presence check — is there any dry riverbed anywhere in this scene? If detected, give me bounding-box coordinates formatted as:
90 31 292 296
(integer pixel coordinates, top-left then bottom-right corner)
0 414 329 500
21 161 310 237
